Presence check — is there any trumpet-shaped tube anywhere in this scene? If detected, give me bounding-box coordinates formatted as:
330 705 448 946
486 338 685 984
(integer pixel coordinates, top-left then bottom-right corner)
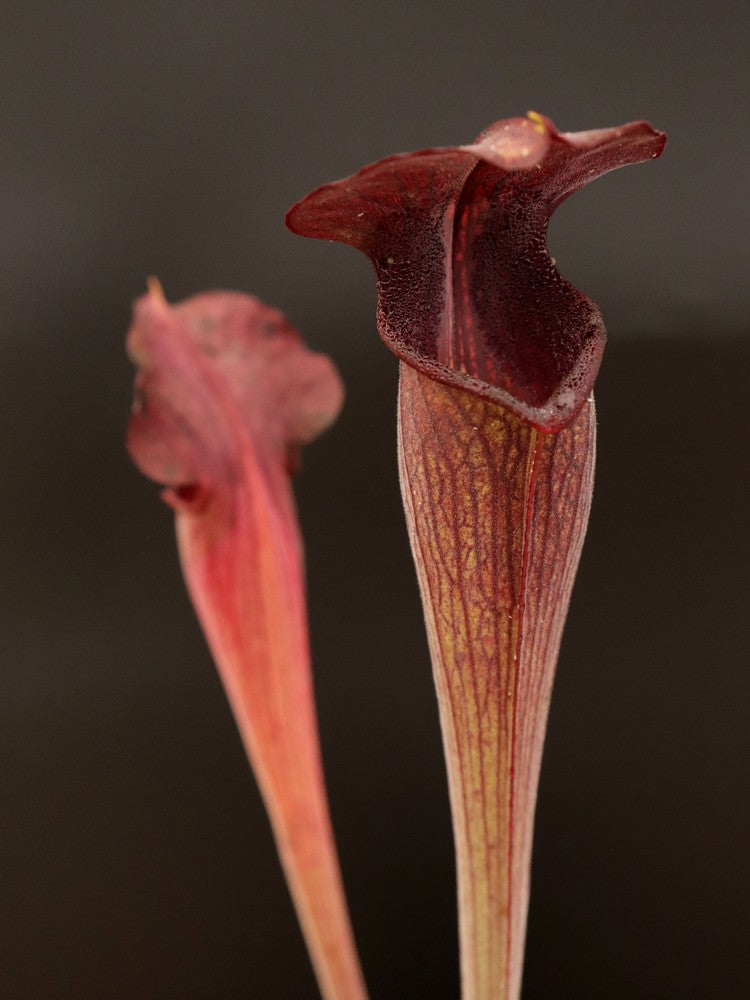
288 113 665 998
126 284 367 1000
398 365 594 997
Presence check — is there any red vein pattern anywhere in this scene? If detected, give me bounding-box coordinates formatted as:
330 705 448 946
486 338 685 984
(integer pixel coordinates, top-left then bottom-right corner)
287 113 663 997
398 363 595 1000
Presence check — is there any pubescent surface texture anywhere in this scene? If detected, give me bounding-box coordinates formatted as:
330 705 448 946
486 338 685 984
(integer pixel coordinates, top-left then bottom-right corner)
288 114 665 430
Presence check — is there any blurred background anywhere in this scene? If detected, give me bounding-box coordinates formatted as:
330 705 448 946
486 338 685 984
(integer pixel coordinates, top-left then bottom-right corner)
1 2 748 997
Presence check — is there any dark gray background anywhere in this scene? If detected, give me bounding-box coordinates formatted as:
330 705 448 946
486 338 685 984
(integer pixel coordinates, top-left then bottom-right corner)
1 2 748 998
